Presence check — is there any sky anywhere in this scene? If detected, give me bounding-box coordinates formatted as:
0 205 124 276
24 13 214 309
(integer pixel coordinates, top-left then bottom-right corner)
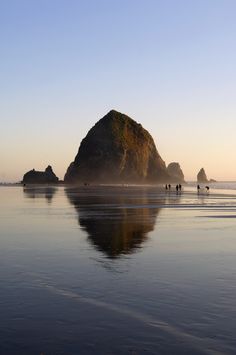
1 0 236 182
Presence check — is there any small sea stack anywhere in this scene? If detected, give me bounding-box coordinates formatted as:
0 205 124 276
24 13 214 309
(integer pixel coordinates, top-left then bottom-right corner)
22 165 59 184
197 168 209 183
167 162 185 183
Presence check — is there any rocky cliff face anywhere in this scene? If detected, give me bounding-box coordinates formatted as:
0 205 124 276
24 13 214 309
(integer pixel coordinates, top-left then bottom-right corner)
64 110 169 184
23 165 59 184
167 162 185 182
197 168 208 183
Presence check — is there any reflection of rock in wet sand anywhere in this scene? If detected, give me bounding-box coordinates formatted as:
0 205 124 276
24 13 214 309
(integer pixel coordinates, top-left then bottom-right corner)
66 187 162 258
23 186 57 203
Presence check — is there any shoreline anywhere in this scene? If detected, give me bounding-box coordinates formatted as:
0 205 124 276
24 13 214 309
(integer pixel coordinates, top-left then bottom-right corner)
2 182 236 198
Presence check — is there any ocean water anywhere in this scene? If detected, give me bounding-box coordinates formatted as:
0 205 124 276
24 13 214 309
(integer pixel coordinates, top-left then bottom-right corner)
1 185 236 354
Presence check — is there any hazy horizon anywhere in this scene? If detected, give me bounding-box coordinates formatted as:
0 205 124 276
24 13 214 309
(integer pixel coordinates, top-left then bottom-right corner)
1 0 236 182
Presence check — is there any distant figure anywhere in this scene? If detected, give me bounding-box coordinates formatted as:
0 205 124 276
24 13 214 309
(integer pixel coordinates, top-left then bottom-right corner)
176 184 179 193
178 184 182 191
168 184 171 190
197 185 200 193
165 184 168 191
205 186 210 192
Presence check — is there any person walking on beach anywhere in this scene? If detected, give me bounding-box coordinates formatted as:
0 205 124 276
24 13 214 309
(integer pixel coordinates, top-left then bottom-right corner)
205 186 210 193
179 184 182 192
176 184 179 193
168 184 171 190
165 184 168 191
197 185 200 193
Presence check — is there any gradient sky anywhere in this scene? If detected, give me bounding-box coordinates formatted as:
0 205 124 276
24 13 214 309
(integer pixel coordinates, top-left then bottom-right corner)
1 0 236 182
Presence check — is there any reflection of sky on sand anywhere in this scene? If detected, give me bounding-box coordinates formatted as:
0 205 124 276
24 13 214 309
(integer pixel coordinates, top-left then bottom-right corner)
1 186 236 354
164 189 236 212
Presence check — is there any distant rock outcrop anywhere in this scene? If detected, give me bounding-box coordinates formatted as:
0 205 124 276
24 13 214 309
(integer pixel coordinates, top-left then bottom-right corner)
167 162 185 182
23 165 59 184
209 178 217 183
64 110 170 184
197 168 208 183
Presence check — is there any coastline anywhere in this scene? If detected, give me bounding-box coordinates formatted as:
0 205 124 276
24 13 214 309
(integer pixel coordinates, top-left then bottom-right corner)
2 181 236 194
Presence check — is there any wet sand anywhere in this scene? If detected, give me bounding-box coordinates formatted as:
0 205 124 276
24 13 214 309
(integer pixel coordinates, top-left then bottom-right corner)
0 185 236 354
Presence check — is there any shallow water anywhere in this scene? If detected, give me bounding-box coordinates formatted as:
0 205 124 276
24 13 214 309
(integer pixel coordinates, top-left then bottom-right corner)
1 185 236 354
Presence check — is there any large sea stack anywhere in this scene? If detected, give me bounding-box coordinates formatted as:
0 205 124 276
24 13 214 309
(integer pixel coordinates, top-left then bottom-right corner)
64 110 169 184
23 165 59 184
197 168 208 183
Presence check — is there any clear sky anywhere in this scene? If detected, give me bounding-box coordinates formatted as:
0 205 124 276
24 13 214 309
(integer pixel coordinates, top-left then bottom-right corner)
1 0 236 182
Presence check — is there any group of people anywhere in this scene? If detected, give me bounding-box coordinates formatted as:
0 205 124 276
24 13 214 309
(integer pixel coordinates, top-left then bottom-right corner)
165 184 210 194
197 185 210 193
165 184 182 193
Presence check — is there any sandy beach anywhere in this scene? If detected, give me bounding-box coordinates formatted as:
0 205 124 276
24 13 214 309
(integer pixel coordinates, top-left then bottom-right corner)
0 184 236 354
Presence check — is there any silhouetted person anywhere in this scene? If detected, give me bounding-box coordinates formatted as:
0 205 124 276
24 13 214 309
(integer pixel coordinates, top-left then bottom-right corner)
168 184 171 190
179 184 182 191
205 186 210 193
165 184 168 191
176 184 179 193
197 185 200 193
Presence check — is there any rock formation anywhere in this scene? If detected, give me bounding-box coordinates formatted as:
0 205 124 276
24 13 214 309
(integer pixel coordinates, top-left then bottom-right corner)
209 178 217 183
64 110 169 184
167 162 185 182
22 165 59 184
197 168 208 183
